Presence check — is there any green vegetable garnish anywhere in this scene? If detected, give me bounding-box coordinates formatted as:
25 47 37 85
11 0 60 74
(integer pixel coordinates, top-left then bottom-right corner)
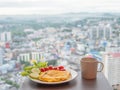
21 71 29 76
24 66 33 71
20 61 48 77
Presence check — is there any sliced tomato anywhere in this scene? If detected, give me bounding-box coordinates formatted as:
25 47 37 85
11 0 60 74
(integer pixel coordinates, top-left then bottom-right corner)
40 68 45 72
53 67 58 70
48 66 53 70
44 67 49 71
58 66 64 70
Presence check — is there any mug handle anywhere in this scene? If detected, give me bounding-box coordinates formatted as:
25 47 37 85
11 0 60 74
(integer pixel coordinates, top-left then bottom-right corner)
97 62 104 72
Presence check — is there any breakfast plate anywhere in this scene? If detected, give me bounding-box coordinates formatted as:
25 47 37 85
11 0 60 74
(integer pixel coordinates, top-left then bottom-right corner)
29 69 78 84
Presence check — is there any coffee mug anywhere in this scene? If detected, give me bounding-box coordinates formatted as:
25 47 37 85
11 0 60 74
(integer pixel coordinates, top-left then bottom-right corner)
80 57 104 79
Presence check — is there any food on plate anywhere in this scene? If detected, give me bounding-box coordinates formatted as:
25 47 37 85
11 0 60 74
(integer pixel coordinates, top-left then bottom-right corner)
31 68 40 73
39 65 66 72
21 61 72 82
39 70 71 82
21 61 48 76
29 73 39 79
29 68 40 79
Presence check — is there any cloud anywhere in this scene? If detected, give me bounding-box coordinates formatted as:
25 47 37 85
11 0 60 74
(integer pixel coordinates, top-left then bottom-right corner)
0 0 120 15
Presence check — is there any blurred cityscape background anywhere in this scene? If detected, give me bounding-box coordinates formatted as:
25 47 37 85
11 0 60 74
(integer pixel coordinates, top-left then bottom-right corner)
0 13 120 90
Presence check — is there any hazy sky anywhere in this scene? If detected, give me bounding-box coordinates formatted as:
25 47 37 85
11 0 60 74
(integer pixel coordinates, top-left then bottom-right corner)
0 0 120 15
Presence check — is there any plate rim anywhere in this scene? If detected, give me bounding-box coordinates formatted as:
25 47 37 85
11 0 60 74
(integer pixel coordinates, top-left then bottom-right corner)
29 69 78 84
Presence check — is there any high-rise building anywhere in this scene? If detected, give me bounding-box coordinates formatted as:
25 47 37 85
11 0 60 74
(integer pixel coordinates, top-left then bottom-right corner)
0 32 12 42
103 26 112 39
17 53 30 62
89 26 97 40
0 48 4 65
103 47 120 85
89 25 113 40
17 52 42 62
31 52 41 61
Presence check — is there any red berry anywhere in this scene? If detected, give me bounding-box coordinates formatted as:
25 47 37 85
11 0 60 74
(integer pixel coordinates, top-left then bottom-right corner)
48 66 53 70
40 68 45 72
44 67 49 71
53 67 58 70
58 66 64 70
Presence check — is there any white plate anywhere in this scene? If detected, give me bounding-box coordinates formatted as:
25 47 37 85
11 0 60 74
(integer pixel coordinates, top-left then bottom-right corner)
29 69 78 84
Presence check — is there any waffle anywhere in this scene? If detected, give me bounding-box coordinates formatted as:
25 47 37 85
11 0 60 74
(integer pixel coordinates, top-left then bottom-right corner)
39 70 71 82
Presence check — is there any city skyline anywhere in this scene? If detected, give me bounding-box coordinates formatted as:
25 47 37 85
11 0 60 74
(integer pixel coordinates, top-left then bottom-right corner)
0 0 120 15
0 12 120 89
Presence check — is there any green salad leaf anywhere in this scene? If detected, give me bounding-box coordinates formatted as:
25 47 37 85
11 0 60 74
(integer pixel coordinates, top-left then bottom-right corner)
20 61 48 76
21 71 29 76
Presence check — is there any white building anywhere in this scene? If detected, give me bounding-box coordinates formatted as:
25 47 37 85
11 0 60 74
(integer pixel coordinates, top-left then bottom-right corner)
31 52 41 61
0 48 4 65
17 52 43 62
103 52 120 85
89 25 113 40
17 53 30 62
89 26 98 39
0 32 12 42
